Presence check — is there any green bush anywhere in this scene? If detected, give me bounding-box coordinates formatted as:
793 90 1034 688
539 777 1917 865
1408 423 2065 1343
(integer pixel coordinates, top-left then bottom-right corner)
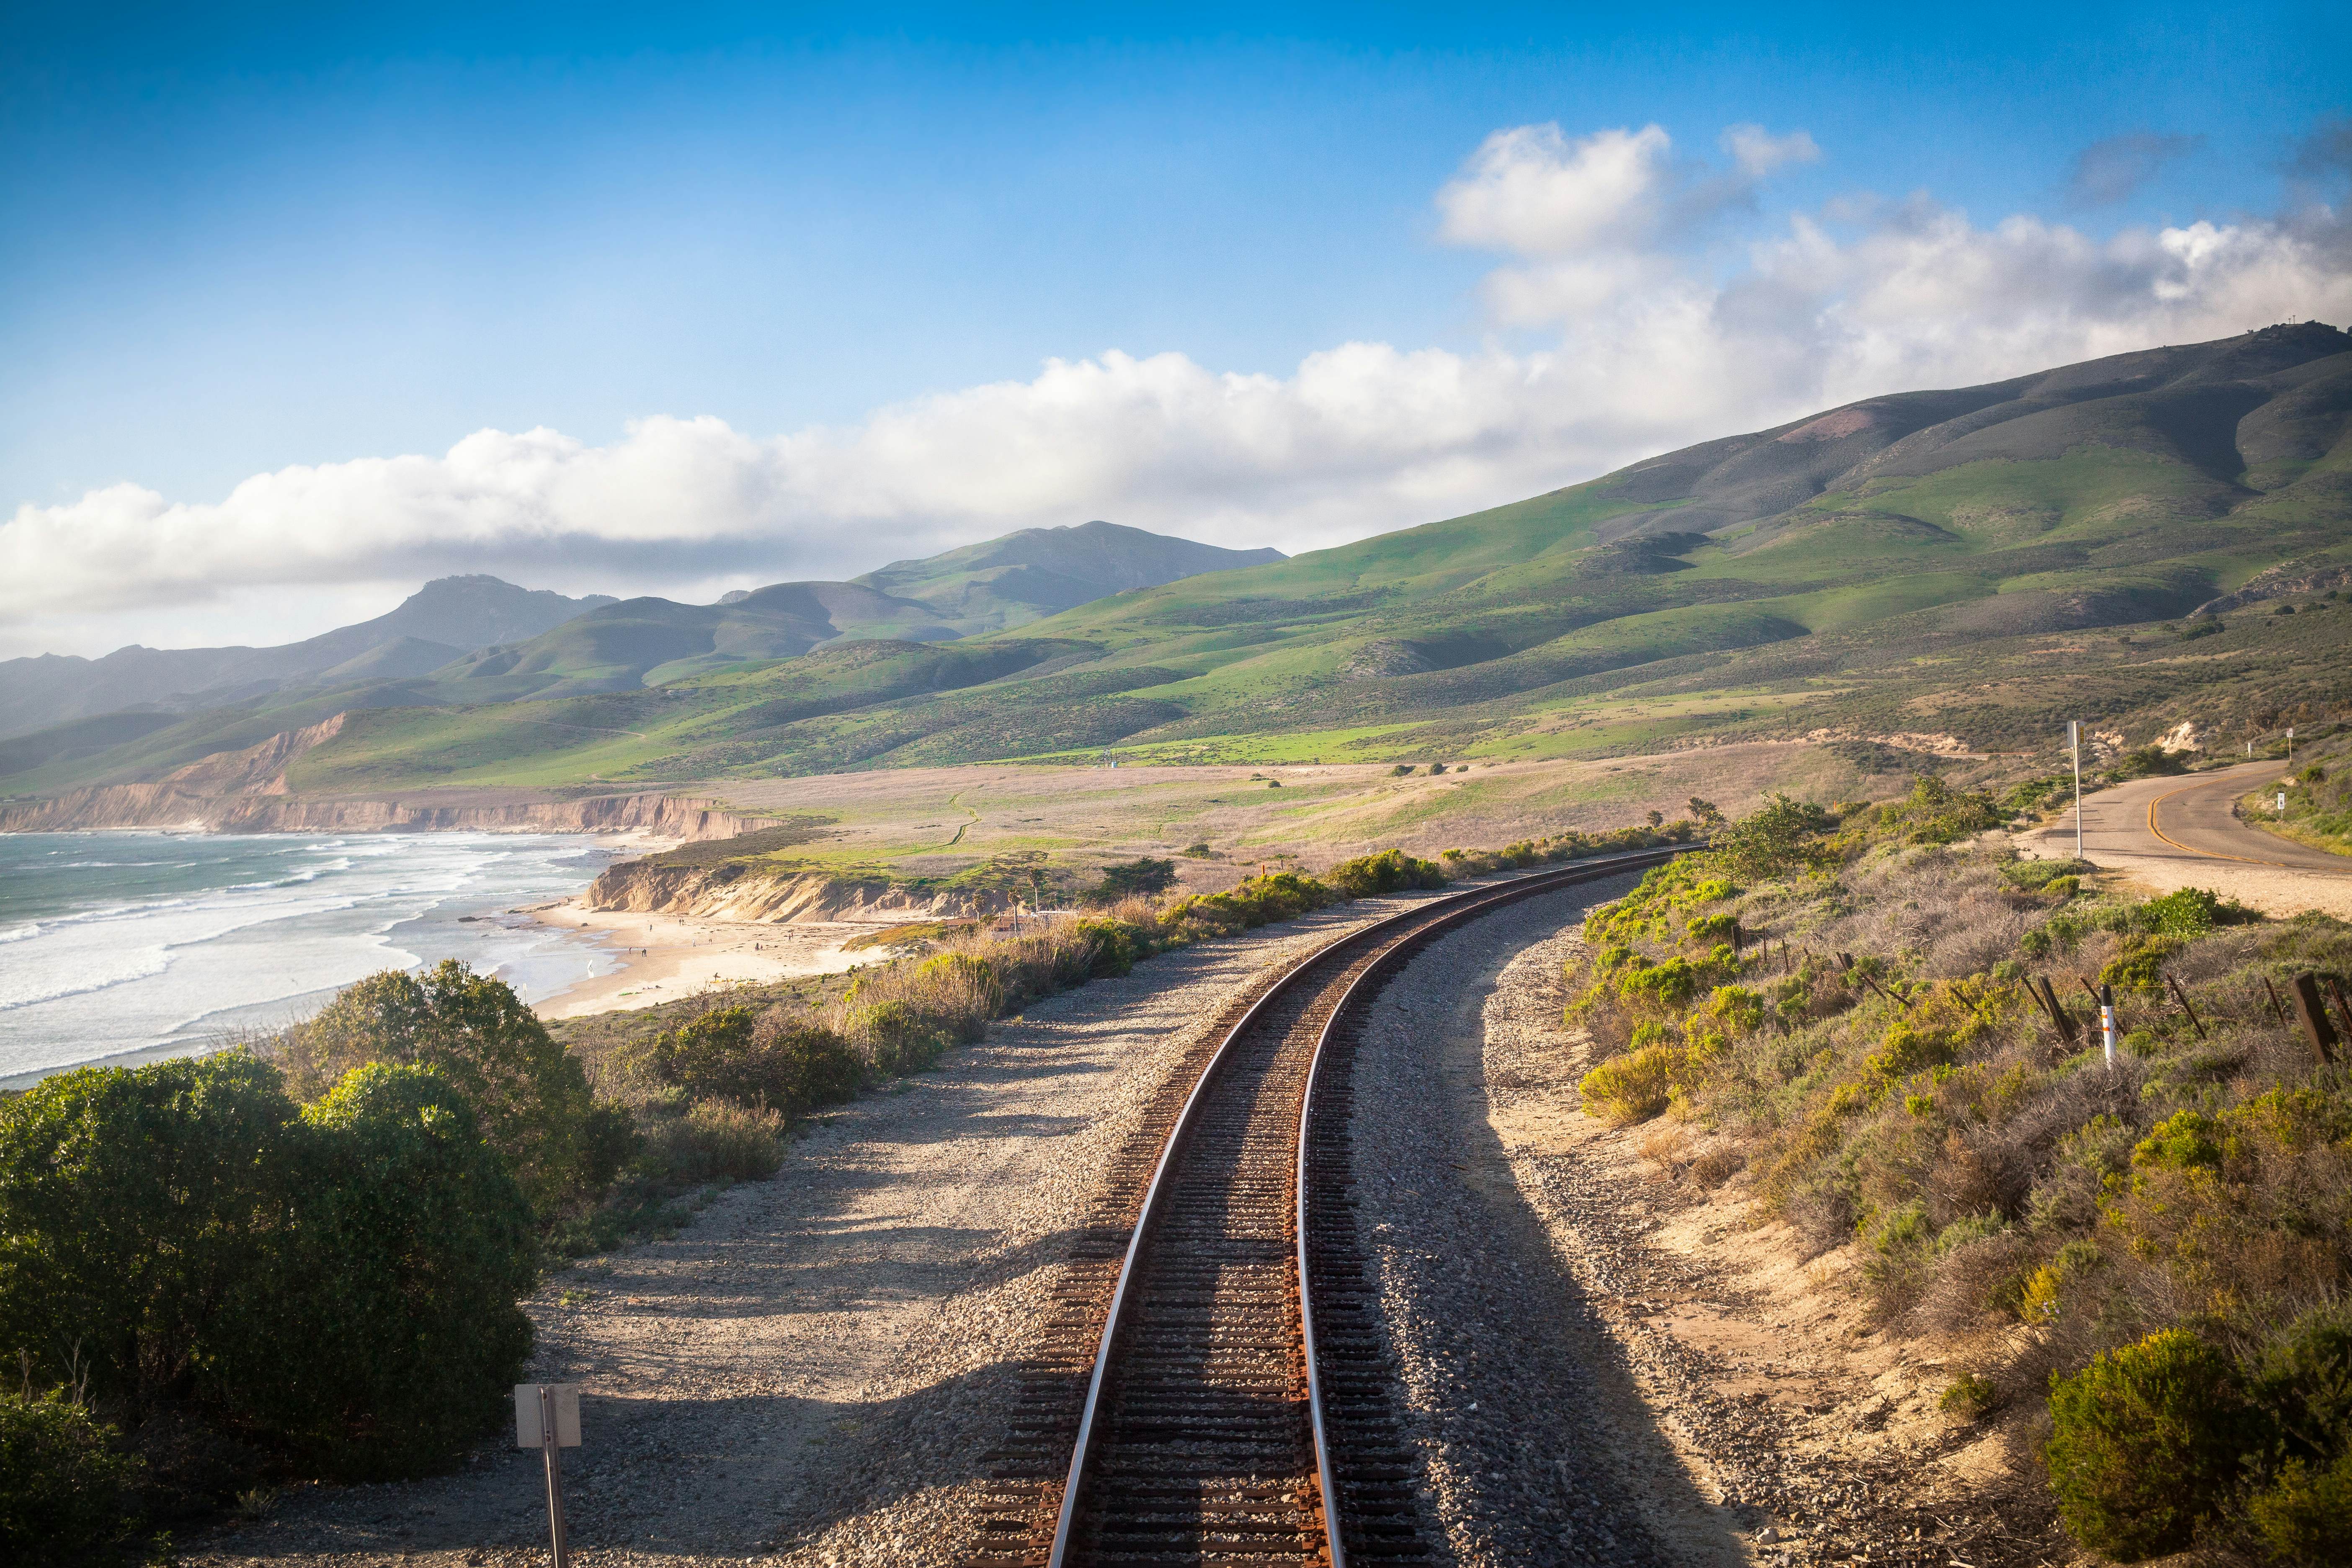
1711 793 1831 880
278 959 604 1211
2045 1329 2255 1559
845 999 952 1074
249 1065 537 1478
632 1006 863 1116
1083 857 1177 903
2246 1454 2352 1563
1686 911 1738 946
1326 848 1447 897
0 1054 297 1416
0 1055 539 1489
1070 916 1143 977
1578 1046 1682 1122
1939 1372 2000 1419
2243 1301 2352 1562
1617 956 1702 1011
0 1393 142 1565
660 1100 787 1182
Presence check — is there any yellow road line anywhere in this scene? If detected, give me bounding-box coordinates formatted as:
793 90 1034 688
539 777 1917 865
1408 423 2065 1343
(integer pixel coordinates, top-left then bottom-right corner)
2147 778 2296 868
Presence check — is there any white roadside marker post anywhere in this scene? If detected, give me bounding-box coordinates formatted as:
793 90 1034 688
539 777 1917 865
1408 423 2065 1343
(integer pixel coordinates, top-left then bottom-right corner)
516 1383 581 1568
2100 984 2117 1072
2068 721 2084 863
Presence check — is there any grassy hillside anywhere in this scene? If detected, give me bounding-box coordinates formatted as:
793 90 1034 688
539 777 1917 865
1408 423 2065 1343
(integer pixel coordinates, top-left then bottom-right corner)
852 518 1285 635
10 324 2349 800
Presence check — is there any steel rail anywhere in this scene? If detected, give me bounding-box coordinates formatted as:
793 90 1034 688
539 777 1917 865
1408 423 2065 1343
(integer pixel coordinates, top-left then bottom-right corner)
1046 846 1684 1567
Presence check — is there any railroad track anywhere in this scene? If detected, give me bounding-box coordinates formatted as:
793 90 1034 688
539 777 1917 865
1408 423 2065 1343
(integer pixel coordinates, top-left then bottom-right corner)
961 848 1685 1568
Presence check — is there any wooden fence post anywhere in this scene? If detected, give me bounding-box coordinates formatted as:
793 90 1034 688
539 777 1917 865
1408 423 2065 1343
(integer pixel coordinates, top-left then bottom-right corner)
2290 974 2340 1064
2165 975 2207 1040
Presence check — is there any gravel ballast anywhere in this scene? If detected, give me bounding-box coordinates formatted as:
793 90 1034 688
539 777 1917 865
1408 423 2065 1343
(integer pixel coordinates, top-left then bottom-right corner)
1349 881 2062 1568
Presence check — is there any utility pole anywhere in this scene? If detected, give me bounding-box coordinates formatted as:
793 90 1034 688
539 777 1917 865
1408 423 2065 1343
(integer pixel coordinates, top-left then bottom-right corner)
2068 720 2084 862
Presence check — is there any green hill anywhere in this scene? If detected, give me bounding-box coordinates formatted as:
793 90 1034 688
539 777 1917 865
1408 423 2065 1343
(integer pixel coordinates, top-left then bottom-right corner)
10 323 2349 799
853 519 1286 635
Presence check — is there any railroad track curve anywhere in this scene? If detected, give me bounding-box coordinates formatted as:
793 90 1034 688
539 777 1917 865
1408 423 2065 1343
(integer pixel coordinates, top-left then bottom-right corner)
962 847 1685 1568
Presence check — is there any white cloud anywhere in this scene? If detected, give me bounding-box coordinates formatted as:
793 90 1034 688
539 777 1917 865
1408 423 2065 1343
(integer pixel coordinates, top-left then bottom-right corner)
1435 124 1674 255
7 120 2350 659
1723 123 1821 179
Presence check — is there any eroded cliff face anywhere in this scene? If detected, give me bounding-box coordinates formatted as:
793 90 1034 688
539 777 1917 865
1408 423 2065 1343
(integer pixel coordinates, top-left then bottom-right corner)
583 861 1011 921
0 784 767 838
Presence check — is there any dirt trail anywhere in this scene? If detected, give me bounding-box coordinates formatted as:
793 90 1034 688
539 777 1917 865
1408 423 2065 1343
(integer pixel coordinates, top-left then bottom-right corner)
182 901 1412 1568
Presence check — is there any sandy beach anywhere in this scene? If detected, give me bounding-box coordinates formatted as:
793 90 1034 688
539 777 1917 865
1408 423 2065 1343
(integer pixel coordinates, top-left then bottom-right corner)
527 899 910 1019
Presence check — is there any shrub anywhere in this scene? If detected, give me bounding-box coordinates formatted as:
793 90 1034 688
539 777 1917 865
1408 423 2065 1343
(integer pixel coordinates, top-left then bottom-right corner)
1939 1372 2000 1419
635 1011 865 1124
844 999 952 1074
277 960 604 1211
0 1393 142 1565
1161 871 1338 936
1618 956 1703 1011
0 1056 539 1488
248 1065 537 1478
2245 1454 2352 1563
683 1101 787 1181
1070 916 1143 977
2138 886 2252 938
2045 1329 2255 1559
2241 1300 2352 1560
1686 911 1738 946
1712 793 1831 880
1579 1046 1683 1122
0 1054 299 1417
747 1012 866 1111
1084 857 1177 903
1327 848 1447 897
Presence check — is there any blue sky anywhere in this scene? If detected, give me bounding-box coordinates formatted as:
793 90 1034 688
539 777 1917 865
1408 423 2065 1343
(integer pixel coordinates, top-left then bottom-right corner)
3 4 2347 655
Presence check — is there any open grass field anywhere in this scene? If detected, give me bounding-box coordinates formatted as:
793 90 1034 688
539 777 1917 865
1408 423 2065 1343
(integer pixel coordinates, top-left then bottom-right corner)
606 741 1955 897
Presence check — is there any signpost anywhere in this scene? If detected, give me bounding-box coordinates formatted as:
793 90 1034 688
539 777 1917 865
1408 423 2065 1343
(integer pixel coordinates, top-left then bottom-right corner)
516 1384 581 1568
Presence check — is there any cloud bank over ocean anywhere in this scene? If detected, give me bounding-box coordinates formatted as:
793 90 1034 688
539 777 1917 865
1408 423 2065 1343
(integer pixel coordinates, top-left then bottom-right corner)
9 119 2349 657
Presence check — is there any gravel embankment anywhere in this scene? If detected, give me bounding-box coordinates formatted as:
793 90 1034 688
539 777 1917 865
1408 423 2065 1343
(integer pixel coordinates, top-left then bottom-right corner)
183 899 1424 1568
1351 883 2048 1568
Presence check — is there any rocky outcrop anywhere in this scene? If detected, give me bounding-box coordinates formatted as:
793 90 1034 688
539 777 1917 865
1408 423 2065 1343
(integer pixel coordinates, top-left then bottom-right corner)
2194 559 2352 614
584 862 1010 921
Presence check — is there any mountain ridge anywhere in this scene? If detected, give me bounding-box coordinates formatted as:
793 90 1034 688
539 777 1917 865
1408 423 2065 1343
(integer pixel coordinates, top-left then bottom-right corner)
0 575 619 741
7 324 2348 799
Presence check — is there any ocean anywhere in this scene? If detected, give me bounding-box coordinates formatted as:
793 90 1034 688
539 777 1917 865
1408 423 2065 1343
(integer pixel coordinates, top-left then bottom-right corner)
0 831 631 1086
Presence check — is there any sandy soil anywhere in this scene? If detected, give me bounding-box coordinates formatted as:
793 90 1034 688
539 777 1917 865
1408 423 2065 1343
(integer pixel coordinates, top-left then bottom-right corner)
180 900 1410 1568
528 901 895 1020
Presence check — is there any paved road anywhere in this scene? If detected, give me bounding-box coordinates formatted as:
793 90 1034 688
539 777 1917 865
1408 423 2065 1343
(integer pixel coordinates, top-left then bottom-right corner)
2023 759 2352 918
